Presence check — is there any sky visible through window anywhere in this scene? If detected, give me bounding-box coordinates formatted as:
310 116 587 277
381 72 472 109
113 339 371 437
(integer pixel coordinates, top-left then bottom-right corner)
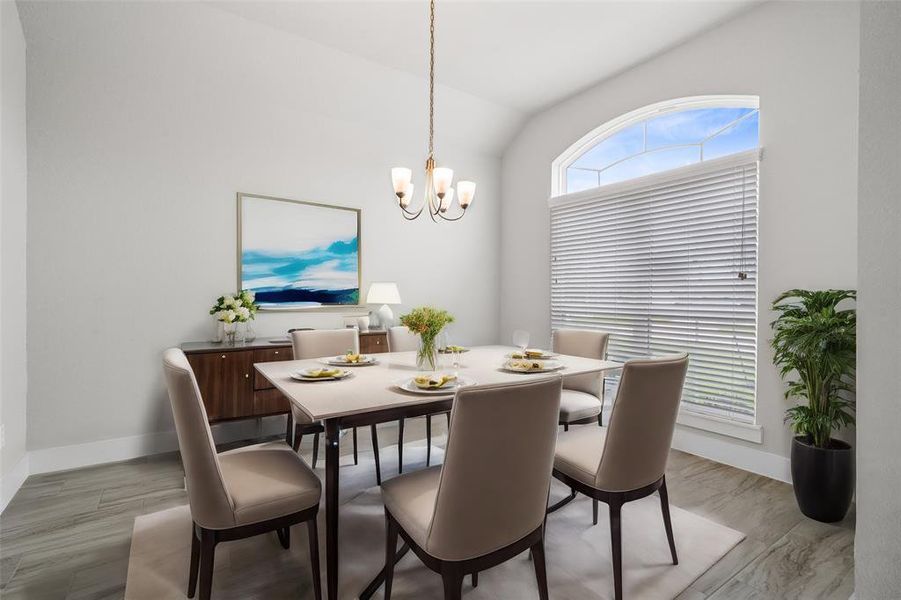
567 107 759 193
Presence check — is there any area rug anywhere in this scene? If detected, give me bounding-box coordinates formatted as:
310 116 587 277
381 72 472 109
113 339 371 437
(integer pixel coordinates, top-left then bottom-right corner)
125 444 743 599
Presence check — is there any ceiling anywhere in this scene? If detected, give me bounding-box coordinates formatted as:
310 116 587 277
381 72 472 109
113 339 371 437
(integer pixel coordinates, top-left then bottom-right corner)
213 1 760 115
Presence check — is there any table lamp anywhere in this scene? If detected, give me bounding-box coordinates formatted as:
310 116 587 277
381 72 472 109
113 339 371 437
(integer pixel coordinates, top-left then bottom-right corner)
366 282 402 329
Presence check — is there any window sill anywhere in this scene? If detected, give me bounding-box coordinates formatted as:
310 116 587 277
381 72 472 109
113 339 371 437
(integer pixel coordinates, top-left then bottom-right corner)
676 411 763 444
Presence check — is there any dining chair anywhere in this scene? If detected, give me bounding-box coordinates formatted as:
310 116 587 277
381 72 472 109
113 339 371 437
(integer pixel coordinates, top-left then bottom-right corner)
386 325 450 476
552 328 610 431
548 353 689 600
380 376 563 600
289 329 364 470
163 349 322 600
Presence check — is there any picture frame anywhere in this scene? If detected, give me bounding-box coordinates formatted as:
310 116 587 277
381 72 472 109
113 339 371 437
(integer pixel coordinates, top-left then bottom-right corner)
237 193 362 311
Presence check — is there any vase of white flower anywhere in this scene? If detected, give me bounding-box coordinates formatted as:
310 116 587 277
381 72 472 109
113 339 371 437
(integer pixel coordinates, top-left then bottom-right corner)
210 290 259 345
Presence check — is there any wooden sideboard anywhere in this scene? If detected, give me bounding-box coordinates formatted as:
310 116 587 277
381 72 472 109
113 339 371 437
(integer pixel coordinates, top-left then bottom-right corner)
181 330 389 423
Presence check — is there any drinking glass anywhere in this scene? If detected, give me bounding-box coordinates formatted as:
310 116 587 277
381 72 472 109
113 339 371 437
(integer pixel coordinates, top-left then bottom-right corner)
512 330 530 354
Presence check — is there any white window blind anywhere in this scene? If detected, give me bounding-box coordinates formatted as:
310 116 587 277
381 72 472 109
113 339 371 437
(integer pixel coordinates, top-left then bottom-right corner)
550 150 759 423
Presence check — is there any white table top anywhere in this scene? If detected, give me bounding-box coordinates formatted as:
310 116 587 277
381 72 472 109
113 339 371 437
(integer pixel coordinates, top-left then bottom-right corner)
254 345 622 421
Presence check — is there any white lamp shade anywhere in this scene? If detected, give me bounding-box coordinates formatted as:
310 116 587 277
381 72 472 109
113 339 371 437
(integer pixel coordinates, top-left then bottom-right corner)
440 188 454 211
366 282 402 304
432 167 454 195
391 168 412 194
457 180 475 208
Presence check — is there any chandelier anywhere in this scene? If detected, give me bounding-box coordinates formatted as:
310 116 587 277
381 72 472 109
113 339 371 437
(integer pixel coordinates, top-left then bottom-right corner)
390 0 475 222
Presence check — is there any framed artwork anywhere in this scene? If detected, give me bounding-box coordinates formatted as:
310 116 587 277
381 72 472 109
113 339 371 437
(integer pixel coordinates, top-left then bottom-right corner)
237 193 361 310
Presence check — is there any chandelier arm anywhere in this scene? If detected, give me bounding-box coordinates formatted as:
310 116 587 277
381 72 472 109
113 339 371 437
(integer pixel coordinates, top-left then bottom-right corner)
434 206 468 222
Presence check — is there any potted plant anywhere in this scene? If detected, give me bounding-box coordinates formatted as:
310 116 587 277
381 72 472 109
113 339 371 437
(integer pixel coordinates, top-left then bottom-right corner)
399 306 454 371
771 289 856 522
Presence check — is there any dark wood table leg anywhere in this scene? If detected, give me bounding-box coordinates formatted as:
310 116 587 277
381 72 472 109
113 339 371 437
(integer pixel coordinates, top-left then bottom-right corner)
325 419 341 600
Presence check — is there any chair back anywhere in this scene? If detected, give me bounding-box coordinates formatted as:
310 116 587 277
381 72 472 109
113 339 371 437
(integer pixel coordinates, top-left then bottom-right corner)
387 326 420 352
162 348 234 529
291 328 359 359
426 377 562 561
596 353 689 492
552 328 610 398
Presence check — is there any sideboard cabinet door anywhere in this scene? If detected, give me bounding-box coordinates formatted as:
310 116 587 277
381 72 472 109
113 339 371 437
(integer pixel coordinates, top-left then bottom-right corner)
187 350 254 421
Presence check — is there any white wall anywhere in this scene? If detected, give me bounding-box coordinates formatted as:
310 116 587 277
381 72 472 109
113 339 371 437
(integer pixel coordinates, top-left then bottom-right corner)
1 0 29 508
20 1 518 457
855 2 901 597
500 1 859 467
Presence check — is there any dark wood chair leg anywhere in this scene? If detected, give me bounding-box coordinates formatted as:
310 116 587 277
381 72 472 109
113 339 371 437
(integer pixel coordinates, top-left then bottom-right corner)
397 418 405 474
384 515 399 600
353 427 359 466
293 427 302 453
276 526 290 549
426 414 433 466
609 500 623 600
597 412 603 427
286 413 294 446
440 570 464 600
531 537 550 600
471 571 478 587
659 477 678 565
312 432 320 469
371 424 382 485
198 528 216 600
563 423 569 432
446 412 451 429
325 420 341 600
593 499 599 525
187 524 200 598
307 519 322 600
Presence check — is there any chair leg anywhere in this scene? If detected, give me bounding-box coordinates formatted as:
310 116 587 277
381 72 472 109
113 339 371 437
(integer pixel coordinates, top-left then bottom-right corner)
563 423 569 432
286 413 294 446
371 424 382 485
312 432 320 469
426 414 433 466
353 426 359 466
384 515 399 600
441 570 464 600
593 499 599 526
276 526 290 549
397 418 405 474
659 477 679 565
471 571 478 587
597 412 603 427
446 412 451 429
609 501 623 600
531 536 550 600
292 426 302 453
307 519 322 600
198 528 216 600
187 524 200 598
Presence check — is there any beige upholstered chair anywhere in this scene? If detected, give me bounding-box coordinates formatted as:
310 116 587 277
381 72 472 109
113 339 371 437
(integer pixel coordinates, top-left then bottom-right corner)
289 329 362 469
163 349 322 600
379 377 563 600
548 353 689 600
552 328 610 430
385 326 449 476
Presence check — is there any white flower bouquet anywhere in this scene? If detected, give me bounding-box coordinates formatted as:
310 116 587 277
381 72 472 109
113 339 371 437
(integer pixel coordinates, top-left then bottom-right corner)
210 290 259 343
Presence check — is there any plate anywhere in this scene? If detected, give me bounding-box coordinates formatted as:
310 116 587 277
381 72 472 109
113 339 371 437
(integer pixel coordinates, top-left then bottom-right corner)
438 346 470 354
501 359 564 374
505 350 558 359
394 376 475 395
290 369 353 382
322 355 378 366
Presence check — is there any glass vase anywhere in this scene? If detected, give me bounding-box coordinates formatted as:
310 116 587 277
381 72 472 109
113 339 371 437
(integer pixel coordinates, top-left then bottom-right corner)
243 321 256 342
223 322 237 345
417 335 439 371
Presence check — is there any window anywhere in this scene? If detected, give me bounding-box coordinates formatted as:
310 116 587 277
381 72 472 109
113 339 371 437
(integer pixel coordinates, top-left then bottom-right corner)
550 97 760 426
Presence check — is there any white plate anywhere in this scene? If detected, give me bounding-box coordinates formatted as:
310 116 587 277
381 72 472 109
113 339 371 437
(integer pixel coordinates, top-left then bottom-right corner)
505 350 558 359
322 355 378 366
290 369 352 382
501 359 564 374
394 376 475 395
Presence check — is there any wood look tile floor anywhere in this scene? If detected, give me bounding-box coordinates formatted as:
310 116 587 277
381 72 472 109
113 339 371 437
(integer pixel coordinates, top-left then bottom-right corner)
0 419 855 600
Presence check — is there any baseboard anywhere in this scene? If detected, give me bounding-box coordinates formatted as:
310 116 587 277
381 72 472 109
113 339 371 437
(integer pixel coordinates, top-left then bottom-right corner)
672 425 792 483
27 416 289 475
1 453 30 514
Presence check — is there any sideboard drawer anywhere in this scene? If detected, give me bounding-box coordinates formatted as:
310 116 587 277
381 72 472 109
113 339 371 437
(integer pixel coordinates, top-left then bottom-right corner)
360 332 388 354
253 348 293 390
253 388 290 416
187 350 254 421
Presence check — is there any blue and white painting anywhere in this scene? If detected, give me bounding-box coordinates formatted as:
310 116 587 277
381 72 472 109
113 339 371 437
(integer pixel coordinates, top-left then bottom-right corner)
239 194 360 308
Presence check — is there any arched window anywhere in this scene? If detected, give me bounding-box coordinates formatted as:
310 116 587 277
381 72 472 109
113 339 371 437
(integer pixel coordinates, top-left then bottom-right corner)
553 96 759 195
549 96 762 434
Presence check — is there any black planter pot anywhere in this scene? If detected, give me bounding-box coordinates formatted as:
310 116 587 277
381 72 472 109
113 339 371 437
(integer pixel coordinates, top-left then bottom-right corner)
790 436 854 523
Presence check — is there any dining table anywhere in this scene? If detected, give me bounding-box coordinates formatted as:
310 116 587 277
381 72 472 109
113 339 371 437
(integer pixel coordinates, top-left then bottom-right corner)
255 344 622 600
